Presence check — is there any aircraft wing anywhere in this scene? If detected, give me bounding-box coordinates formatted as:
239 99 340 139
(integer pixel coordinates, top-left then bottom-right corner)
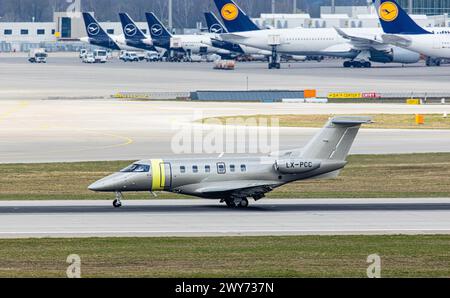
185 180 280 198
334 27 387 50
381 34 412 48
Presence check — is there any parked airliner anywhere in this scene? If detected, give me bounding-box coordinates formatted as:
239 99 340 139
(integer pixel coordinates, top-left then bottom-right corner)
373 0 450 66
213 0 421 68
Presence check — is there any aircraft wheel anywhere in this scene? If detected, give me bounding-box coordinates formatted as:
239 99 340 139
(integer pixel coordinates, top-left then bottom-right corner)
363 61 371 68
239 198 249 208
343 61 351 68
225 199 235 208
113 199 122 208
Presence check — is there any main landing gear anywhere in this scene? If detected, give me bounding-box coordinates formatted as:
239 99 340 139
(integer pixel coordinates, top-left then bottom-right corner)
113 191 123 208
343 60 372 68
223 198 249 208
268 45 281 69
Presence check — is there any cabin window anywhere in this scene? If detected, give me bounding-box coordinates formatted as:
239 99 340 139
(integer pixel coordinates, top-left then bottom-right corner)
193 165 198 173
217 162 226 174
120 164 150 173
230 165 235 172
241 164 247 172
180 166 186 174
205 165 211 173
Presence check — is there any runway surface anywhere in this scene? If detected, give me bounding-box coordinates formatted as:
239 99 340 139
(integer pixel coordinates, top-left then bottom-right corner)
1 55 450 100
1 199 449 238
1 100 450 163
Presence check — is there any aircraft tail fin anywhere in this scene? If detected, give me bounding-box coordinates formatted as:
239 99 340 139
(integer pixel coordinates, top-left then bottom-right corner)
82 12 110 39
213 0 260 33
119 13 147 40
145 12 172 39
301 116 372 161
372 0 431 35
204 12 228 34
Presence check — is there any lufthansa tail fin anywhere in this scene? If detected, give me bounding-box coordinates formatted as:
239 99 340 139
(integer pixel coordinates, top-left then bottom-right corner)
119 13 147 40
301 116 372 161
145 12 172 39
204 12 228 34
213 0 260 33
373 0 431 35
82 12 110 39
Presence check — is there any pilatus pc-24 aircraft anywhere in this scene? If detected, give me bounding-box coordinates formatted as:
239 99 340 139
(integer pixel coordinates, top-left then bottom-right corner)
89 117 371 208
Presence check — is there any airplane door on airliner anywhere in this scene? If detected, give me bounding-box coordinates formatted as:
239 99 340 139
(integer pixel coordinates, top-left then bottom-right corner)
433 35 443 49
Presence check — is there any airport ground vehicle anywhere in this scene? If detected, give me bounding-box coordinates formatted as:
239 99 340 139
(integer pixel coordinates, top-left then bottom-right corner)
82 53 96 63
28 48 47 63
79 49 88 59
93 49 108 63
120 51 140 62
145 51 161 62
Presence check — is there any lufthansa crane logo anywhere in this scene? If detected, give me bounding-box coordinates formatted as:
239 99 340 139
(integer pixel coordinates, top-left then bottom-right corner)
221 3 239 21
87 23 100 36
124 24 137 37
151 24 163 36
379 1 399 22
210 24 223 34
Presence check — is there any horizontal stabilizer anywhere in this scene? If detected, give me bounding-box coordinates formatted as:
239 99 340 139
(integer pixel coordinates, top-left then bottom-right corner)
331 116 373 126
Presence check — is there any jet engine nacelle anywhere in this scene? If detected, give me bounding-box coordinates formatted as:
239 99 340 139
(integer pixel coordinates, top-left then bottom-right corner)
275 159 321 174
391 47 421 64
370 47 420 64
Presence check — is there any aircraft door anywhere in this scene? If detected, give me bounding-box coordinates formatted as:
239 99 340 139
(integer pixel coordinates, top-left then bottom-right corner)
433 35 443 49
160 162 172 191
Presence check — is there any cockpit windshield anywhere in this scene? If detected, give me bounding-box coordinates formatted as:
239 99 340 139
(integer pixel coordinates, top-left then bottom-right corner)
120 164 150 173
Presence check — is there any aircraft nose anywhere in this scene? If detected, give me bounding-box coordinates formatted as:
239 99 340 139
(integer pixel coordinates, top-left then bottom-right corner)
88 180 105 191
88 173 127 192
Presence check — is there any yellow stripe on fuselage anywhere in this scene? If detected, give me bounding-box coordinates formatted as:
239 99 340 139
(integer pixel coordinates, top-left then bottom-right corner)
151 159 165 191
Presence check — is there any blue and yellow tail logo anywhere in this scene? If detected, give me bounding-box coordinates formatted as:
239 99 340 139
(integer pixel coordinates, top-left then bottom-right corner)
221 3 239 21
379 1 399 22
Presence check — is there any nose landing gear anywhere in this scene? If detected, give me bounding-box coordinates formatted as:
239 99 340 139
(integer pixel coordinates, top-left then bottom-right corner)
113 191 123 208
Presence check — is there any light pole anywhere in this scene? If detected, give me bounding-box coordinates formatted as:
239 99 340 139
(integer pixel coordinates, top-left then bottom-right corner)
408 0 413 14
331 0 336 14
168 0 173 30
293 0 297 13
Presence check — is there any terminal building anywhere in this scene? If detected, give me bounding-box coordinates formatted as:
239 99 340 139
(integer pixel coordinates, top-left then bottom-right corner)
1 3 450 52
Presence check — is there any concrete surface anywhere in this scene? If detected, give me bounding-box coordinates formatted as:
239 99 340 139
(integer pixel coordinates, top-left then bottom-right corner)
0 199 449 238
